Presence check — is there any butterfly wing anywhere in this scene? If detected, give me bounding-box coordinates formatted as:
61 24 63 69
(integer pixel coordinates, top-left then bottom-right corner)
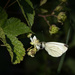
44 42 68 57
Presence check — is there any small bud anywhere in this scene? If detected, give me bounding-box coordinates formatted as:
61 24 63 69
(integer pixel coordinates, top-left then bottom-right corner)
40 0 47 6
27 33 32 38
61 0 67 2
55 6 62 11
40 8 48 13
51 12 55 15
49 25 59 35
30 42 34 45
27 48 37 57
57 12 67 23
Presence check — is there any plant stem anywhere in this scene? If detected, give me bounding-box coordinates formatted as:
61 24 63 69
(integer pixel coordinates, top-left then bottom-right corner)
38 14 51 26
57 28 70 74
7 1 17 8
4 0 10 9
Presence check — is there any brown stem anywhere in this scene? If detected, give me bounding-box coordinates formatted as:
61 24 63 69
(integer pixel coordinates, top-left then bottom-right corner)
38 14 50 26
4 0 10 9
38 14 57 26
7 1 17 8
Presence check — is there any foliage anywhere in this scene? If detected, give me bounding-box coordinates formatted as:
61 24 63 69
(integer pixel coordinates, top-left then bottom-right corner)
0 6 32 64
0 0 75 75
16 0 35 27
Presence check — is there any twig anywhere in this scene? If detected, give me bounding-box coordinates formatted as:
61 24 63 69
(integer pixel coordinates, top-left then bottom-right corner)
38 14 50 26
7 1 17 8
38 14 57 26
4 0 10 9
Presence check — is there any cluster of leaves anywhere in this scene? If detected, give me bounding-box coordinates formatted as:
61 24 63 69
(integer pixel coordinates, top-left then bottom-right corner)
0 0 35 64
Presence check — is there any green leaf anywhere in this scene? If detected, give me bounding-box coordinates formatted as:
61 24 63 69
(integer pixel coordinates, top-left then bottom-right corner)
2 17 32 64
0 7 32 64
6 34 25 64
0 7 8 27
3 17 32 36
0 27 6 41
40 8 48 13
0 27 13 62
40 0 47 6
17 0 35 27
5 43 13 62
0 7 13 62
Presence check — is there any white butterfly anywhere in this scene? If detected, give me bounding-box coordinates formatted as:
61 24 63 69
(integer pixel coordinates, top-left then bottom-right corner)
42 42 68 57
